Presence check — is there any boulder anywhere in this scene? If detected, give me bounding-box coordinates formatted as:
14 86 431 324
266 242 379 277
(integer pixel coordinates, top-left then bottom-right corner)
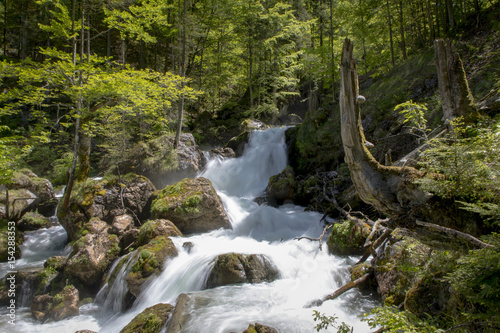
205 253 279 288
5 169 58 217
64 219 120 286
265 166 297 207
58 174 156 241
0 188 37 220
165 293 190 333
17 212 52 231
327 219 371 256
120 303 174 333
208 147 236 160
242 323 279 333
0 268 42 307
136 219 182 247
31 285 79 322
151 177 231 234
111 214 134 236
125 236 178 298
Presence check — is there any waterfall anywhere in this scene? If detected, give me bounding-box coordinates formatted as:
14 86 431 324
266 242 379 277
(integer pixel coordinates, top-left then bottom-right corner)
1 127 377 333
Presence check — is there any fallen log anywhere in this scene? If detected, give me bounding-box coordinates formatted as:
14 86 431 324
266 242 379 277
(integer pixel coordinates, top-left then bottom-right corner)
415 220 494 249
305 273 371 308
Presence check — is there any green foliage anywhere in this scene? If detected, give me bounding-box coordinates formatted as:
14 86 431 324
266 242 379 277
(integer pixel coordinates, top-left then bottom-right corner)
365 306 444 333
313 311 352 333
445 233 500 324
395 100 429 141
416 119 500 205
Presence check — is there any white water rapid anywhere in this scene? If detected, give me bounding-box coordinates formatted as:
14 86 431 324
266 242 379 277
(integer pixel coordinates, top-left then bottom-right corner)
3 127 377 333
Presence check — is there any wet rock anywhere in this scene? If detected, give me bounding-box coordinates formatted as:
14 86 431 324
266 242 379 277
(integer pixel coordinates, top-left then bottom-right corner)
208 147 236 159
242 323 279 333
31 285 79 322
64 220 120 286
120 303 175 333
0 169 58 216
58 174 156 241
44 256 67 272
0 268 42 306
125 236 178 298
205 253 280 288
327 219 371 256
111 214 134 236
165 293 190 333
266 166 297 207
151 177 231 234
136 219 182 247
17 212 52 231
225 131 250 157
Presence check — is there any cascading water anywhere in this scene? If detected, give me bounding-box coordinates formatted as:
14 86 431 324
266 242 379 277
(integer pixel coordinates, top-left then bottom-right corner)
2 127 377 333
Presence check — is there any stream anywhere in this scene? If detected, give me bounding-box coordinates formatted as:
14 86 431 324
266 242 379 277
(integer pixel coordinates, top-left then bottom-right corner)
1 127 378 332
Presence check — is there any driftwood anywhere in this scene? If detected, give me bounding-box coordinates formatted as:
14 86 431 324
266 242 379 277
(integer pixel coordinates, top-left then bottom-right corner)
305 273 371 308
416 220 494 249
295 223 333 251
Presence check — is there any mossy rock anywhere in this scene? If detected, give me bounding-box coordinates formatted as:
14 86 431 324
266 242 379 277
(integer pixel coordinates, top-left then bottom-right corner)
242 323 278 333
32 285 79 322
17 212 52 231
120 303 174 333
151 177 231 234
327 220 371 256
125 236 178 298
265 166 297 207
136 219 182 247
205 253 280 288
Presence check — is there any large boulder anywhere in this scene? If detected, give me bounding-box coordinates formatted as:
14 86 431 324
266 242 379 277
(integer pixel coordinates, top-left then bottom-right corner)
120 303 174 333
327 219 371 256
125 236 178 298
265 166 297 207
17 212 52 231
205 253 280 288
3 169 58 217
64 218 120 286
58 174 156 241
136 219 182 247
151 177 231 234
31 285 79 322
242 323 279 333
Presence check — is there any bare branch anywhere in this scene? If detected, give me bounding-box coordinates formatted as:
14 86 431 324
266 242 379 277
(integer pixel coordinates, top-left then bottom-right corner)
416 220 494 249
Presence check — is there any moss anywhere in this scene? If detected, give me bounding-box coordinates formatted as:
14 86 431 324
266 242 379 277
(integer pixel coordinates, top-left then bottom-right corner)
121 303 174 333
327 220 371 255
150 178 204 218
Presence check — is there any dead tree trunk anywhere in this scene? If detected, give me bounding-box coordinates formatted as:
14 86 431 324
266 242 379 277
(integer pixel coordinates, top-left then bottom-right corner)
434 39 477 124
339 38 428 216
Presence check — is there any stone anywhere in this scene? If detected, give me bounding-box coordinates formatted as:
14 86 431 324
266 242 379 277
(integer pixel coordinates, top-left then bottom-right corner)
64 221 120 286
120 303 174 333
208 147 236 159
151 177 231 234
31 285 80 322
17 211 52 231
327 219 371 256
58 174 156 241
165 293 190 333
136 219 183 247
242 323 279 333
205 253 279 288
125 236 178 298
111 214 134 236
265 166 297 207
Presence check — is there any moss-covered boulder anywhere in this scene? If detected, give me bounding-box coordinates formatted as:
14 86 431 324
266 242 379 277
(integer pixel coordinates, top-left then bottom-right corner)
0 188 37 221
327 219 371 256
120 303 174 333
58 174 156 241
64 219 121 286
205 253 280 288
151 177 231 234
265 166 297 207
31 285 79 322
2 169 58 217
242 323 279 333
136 219 182 247
125 236 178 297
17 212 52 231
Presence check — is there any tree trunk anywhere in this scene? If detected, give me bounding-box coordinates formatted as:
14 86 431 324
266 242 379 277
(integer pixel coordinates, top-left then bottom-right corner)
174 0 187 149
387 0 395 66
398 0 407 60
76 129 91 181
339 38 427 216
434 39 477 124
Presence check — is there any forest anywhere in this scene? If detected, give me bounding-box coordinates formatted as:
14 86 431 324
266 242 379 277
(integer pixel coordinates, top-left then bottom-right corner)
0 0 499 332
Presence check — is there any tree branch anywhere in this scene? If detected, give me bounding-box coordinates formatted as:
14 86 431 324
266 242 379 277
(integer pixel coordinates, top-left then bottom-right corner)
415 220 494 248
295 223 333 251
